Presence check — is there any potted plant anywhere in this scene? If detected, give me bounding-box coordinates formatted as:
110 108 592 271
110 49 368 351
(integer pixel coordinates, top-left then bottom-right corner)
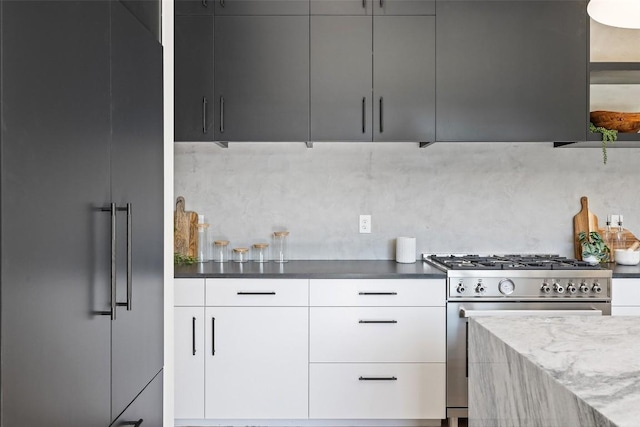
578 231 610 264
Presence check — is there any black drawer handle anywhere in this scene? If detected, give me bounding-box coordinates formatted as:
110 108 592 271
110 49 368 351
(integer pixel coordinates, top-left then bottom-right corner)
359 320 398 324
358 292 397 296
212 317 216 356
192 317 196 356
359 376 397 381
237 291 276 295
121 419 143 426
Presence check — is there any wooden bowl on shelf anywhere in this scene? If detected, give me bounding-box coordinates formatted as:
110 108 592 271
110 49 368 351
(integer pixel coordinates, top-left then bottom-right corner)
590 110 640 133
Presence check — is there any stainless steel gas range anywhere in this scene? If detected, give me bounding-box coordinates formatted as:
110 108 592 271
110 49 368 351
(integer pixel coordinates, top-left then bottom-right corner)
424 254 612 427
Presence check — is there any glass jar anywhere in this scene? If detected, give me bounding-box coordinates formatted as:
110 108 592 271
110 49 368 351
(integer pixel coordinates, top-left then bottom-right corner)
252 243 269 263
197 215 209 263
272 231 289 263
232 247 249 263
213 240 230 263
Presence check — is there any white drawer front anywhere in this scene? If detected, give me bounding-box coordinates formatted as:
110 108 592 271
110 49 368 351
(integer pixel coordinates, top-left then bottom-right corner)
612 278 640 306
206 278 308 306
310 279 445 307
175 278 205 306
309 363 445 419
310 307 445 363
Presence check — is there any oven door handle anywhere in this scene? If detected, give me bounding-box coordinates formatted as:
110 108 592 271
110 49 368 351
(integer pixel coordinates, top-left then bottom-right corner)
459 308 603 318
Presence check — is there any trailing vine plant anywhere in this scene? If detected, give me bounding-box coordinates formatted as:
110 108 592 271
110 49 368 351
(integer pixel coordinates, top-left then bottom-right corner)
589 122 618 165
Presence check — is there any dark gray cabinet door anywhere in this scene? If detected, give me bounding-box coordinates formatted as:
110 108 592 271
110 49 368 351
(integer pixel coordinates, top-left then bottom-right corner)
311 0 373 15
373 16 435 142
111 370 163 427
120 0 162 41
215 0 309 15
175 0 214 15
175 15 214 141
311 16 373 142
436 0 588 142
373 0 434 15
214 16 309 142
1 1 112 425
110 1 164 420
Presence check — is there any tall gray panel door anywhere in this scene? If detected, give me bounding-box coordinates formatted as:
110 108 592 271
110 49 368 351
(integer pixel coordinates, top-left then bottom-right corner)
311 16 373 142
436 0 588 142
175 15 214 142
373 16 435 142
110 1 164 420
1 1 112 425
214 16 310 142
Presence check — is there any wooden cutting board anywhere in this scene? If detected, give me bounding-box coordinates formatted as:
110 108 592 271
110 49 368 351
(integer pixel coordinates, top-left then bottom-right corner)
174 196 198 258
573 196 599 259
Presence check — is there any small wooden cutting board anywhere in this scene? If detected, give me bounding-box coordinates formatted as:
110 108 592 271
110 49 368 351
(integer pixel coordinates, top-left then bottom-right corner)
573 196 599 259
174 196 198 258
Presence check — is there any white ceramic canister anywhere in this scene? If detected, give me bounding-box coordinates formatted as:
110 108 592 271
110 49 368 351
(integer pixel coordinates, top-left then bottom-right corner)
396 237 416 263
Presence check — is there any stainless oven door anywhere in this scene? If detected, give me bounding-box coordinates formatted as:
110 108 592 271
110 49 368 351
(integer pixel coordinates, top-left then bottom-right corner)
446 300 611 415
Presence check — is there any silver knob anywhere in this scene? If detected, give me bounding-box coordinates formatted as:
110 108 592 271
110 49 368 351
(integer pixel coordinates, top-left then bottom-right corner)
553 282 565 294
566 283 577 294
456 283 466 294
475 283 485 294
592 283 602 294
579 282 590 293
540 282 551 294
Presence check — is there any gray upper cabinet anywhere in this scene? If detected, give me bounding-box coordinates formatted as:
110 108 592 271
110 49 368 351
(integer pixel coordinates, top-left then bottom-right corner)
373 16 435 142
311 0 373 15
436 0 588 142
374 0 435 15
214 16 310 142
215 0 309 15
175 16 214 141
176 0 214 15
311 16 373 142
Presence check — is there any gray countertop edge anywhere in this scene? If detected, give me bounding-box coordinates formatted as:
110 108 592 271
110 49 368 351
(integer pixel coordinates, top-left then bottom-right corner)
174 260 446 279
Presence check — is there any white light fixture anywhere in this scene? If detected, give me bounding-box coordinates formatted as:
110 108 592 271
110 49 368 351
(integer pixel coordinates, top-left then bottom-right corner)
588 0 640 29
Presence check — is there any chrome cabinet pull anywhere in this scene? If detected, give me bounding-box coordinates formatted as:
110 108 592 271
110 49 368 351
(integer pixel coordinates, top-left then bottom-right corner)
358 291 397 295
220 96 225 133
358 320 398 324
237 291 276 295
359 376 397 381
192 317 197 356
202 97 208 134
379 97 383 133
362 97 366 133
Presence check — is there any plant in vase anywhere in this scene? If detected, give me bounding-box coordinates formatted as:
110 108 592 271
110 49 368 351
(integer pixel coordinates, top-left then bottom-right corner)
578 231 610 265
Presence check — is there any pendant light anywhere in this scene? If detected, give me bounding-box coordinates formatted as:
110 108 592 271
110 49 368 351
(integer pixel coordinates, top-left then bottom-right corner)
588 0 640 29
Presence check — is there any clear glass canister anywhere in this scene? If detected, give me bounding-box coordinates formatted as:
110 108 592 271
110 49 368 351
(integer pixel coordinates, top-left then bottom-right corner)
272 231 289 263
233 247 249 263
252 243 269 263
213 240 230 263
197 215 209 263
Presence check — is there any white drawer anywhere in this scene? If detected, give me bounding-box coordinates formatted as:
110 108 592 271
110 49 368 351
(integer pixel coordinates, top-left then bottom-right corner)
206 278 308 306
612 278 640 306
309 363 445 419
174 278 205 306
310 307 445 363
310 279 445 307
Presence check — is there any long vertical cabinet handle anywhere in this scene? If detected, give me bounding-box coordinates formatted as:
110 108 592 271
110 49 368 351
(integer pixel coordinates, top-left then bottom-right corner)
379 97 384 133
115 203 132 311
212 317 216 356
202 97 208 134
220 96 225 133
362 0 366 8
192 317 197 356
99 203 117 320
379 0 383 7
362 97 366 134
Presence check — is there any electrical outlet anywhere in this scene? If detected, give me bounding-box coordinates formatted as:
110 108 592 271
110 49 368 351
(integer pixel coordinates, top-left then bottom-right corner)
359 215 371 234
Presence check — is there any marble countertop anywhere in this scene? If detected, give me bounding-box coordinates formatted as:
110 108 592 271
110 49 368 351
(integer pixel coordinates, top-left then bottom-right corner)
174 260 446 279
471 316 640 427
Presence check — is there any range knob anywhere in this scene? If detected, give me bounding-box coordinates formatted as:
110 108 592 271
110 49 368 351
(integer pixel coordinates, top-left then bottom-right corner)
475 283 486 294
553 281 565 294
456 283 466 294
540 282 551 294
579 282 590 293
592 282 602 294
566 282 577 294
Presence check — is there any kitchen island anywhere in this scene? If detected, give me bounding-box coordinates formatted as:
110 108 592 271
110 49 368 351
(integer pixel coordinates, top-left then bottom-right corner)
469 316 640 427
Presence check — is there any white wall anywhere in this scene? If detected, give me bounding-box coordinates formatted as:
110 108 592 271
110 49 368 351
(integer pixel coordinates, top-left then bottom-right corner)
174 141 640 260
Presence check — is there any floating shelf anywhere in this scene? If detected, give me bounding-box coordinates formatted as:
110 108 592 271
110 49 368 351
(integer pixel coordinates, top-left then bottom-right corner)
555 132 640 148
590 62 640 84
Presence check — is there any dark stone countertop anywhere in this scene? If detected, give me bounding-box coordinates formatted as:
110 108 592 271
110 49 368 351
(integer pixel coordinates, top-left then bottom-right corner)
174 260 446 279
610 262 640 278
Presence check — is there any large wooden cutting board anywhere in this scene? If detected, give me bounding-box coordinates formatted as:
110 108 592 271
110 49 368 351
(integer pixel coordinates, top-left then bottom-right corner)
174 196 198 258
573 196 599 259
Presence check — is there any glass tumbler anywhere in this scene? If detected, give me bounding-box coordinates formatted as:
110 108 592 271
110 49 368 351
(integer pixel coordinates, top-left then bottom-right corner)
272 231 289 263
213 240 230 263
252 243 269 263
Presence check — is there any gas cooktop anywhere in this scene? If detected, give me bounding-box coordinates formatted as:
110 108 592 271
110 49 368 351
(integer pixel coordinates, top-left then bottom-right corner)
425 254 602 271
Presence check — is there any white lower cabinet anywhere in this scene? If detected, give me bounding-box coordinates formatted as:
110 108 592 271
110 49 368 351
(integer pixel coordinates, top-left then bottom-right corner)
204 306 309 419
612 278 640 316
309 363 446 419
174 306 205 419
